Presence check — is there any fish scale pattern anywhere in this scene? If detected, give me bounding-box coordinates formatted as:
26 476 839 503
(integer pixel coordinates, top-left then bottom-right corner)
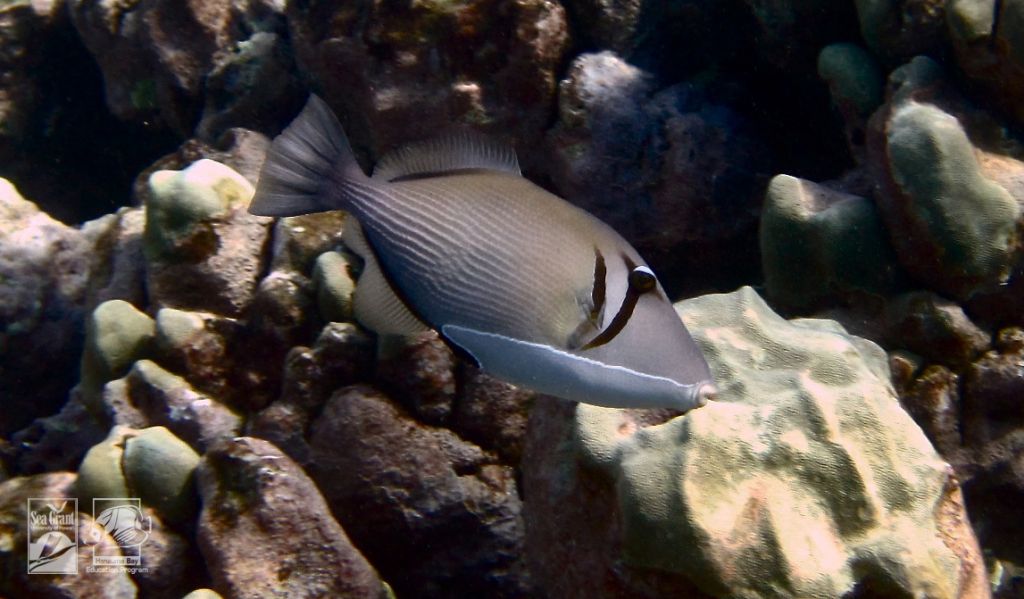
562 286 983 598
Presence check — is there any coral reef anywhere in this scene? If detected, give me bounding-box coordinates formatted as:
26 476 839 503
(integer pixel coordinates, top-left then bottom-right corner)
2 0 1024 595
524 287 987 598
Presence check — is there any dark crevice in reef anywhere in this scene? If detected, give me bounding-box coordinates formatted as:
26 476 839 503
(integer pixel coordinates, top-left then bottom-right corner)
0 8 180 225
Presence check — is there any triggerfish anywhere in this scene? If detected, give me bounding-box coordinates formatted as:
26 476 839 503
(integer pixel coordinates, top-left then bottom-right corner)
250 96 716 412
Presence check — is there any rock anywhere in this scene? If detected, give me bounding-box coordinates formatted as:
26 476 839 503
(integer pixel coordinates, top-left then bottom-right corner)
312 250 356 323
868 57 1023 301
270 212 347 274
883 291 990 368
287 0 569 173
130 507 204 598
887 102 1018 296
375 333 457 425
183 590 223 599
235 269 319 410
143 159 269 317
0 472 139 598
154 307 242 407
247 399 312 466
817 291 991 369
0 0 66 142
547 52 767 293
991 560 1024 598
126 360 242 451
523 286 988 598
142 158 253 247
182 590 223 599
84 207 147 311
246 269 317 351
279 322 375 411
134 129 272 204
854 0 949 63
891 329 1024 568
79 299 156 405
0 0 183 223
963 346 1024 449
75 426 200 528
899 364 963 457
0 178 91 434
949 0 1024 128
197 31 305 140
196 436 385 598
760 173 901 311
69 0 292 136
741 0 861 69
8 388 109 475
248 322 375 465
817 43 884 159
452 368 535 465
309 385 533 598
818 43 884 120
99 377 150 429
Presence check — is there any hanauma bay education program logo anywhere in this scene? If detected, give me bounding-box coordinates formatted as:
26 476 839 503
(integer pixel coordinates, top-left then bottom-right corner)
26 498 78 574
85 498 151 570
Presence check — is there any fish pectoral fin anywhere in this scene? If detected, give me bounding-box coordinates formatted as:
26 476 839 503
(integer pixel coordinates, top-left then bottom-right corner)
344 217 430 336
441 324 709 411
371 130 521 182
441 324 581 398
249 95 365 217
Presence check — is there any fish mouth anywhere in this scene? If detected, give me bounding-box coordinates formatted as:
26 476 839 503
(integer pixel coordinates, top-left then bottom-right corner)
694 382 717 407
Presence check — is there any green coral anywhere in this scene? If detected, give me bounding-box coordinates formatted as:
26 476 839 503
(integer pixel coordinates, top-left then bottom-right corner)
75 425 200 526
123 426 200 525
312 251 356 323
887 101 1020 297
144 159 255 260
181 590 224 599
79 300 155 404
948 0 995 42
760 174 899 310
817 43 883 118
570 287 968 598
154 307 206 354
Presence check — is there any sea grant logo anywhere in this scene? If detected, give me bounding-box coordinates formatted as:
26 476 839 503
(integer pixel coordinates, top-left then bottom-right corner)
85 498 151 572
26 498 78 574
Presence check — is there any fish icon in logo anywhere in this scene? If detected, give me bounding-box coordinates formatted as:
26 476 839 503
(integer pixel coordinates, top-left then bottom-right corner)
87 499 151 566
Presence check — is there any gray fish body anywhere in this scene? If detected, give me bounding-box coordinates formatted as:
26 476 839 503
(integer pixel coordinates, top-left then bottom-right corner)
351 172 618 345
252 96 715 411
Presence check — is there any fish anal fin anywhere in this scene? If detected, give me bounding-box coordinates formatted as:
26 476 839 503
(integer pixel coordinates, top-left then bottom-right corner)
371 131 521 182
343 216 429 336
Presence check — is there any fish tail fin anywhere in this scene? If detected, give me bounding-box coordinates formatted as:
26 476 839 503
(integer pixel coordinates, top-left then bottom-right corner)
249 95 367 217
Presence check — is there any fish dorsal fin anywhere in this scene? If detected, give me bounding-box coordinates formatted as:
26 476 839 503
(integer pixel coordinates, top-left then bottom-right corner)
371 131 521 182
250 95 365 217
342 216 429 336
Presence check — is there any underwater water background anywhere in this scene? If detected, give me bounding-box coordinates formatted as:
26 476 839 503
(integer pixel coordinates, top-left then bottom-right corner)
1 0 1023 597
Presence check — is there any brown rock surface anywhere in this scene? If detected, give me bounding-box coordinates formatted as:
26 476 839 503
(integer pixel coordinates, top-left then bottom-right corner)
309 385 532 598
196 436 384 599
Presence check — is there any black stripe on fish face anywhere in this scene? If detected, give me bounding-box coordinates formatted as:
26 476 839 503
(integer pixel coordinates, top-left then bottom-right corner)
591 247 607 323
580 255 658 351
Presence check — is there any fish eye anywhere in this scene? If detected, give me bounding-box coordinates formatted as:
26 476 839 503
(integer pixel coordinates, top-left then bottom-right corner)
628 266 656 293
